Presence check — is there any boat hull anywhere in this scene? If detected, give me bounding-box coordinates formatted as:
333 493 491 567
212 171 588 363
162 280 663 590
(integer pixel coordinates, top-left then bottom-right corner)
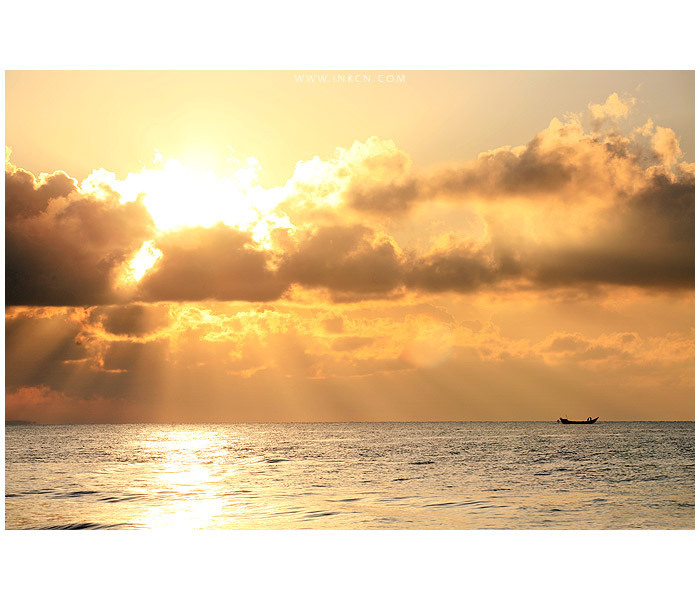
558 417 599 424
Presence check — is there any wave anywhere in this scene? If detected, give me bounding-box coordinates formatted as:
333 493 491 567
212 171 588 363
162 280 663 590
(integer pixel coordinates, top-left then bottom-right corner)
36 522 133 530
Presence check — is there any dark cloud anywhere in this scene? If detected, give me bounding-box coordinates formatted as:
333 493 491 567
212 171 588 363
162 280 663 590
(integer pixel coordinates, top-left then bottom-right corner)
137 224 287 302
341 118 680 218
278 224 404 298
6 185 155 306
5 167 76 221
4 115 695 309
330 336 374 351
343 126 587 215
405 244 508 293
91 303 171 337
630 172 694 244
526 244 692 290
428 135 577 199
544 333 634 363
547 334 589 353
401 168 694 294
346 179 419 214
523 172 694 290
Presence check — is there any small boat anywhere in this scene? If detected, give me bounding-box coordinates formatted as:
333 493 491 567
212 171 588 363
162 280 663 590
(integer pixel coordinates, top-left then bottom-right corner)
558 417 599 424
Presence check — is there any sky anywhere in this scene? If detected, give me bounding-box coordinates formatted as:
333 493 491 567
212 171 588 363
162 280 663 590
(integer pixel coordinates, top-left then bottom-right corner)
4 70 695 423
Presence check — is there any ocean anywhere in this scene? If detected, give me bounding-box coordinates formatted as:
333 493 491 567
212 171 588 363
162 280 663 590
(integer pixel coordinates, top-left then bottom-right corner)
4 421 694 530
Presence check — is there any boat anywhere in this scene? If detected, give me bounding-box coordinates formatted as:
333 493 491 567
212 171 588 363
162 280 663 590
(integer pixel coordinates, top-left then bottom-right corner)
558 417 598 424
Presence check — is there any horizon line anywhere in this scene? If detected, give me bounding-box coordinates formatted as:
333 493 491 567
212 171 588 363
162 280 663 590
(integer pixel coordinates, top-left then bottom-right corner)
5 419 695 426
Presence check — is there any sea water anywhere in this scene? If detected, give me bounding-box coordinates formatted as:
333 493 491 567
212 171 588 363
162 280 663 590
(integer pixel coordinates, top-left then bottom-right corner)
4 421 694 529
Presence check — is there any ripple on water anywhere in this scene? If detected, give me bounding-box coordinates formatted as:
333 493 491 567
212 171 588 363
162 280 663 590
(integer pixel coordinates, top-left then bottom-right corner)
425 499 494 509
55 490 100 498
303 510 340 519
98 493 149 503
40 522 132 530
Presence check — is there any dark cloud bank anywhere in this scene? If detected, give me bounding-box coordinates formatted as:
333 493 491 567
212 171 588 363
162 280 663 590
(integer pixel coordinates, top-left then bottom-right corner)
5 126 694 307
6 166 155 306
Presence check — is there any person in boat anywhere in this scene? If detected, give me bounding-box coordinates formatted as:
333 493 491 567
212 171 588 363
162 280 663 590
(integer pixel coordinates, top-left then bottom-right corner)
587 416 592 421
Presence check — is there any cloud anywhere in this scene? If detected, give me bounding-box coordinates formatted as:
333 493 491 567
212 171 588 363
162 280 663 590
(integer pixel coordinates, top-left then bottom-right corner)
6 163 155 306
277 224 405 300
136 224 287 302
330 336 375 351
90 303 172 337
4 385 152 424
541 331 639 362
651 126 683 169
404 241 511 293
328 103 693 294
546 333 590 353
346 179 419 215
340 97 684 220
396 167 693 295
336 119 596 216
278 136 412 222
426 126 579 199
535 330 693 380
518 170 694 290
588 92 636 130
4 93 695 308
5 162 77 221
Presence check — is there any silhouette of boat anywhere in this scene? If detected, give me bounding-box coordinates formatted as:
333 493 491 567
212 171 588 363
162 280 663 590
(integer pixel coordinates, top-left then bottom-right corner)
558 417 599 424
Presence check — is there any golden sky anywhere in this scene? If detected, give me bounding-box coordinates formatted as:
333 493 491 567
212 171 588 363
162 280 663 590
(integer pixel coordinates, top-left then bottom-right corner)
4 70 695 422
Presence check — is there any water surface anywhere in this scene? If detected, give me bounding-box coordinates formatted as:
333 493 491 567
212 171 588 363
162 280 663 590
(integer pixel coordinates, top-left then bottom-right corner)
5 422 694 529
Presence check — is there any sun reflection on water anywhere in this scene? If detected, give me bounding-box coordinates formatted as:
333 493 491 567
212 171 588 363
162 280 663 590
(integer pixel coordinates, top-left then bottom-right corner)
136 429 231 529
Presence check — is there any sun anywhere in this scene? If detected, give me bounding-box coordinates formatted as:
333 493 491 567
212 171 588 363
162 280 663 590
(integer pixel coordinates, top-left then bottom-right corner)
82 149 289 235
116 155 264 232
83 149 296 283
